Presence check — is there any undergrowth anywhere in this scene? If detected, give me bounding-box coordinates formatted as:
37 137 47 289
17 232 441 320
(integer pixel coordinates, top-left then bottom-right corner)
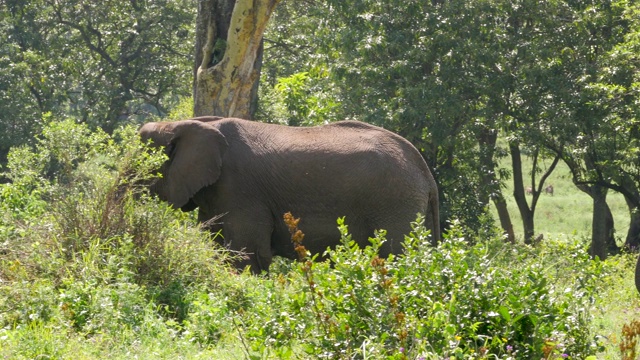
0 119 636 359
249 215 604 359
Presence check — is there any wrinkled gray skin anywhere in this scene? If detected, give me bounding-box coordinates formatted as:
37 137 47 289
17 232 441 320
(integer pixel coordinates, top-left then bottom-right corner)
139 116 440 273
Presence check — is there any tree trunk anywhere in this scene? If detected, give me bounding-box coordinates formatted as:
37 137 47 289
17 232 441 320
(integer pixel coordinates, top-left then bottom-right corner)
193 0 234 95
589 184 608 260
493 196 515 243
604 199 618 255
624 195 640 250
561 154 619 257
509 142 535 243
509 141 560 244
193 0 279 118
478 127 515 243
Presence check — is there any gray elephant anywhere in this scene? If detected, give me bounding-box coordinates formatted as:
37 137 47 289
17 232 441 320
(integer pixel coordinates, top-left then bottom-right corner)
139 116 440 273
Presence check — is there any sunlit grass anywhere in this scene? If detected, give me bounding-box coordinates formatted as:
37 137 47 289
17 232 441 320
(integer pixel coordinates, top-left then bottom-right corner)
490 155 630 243
589 254 640 359
488 153 639 359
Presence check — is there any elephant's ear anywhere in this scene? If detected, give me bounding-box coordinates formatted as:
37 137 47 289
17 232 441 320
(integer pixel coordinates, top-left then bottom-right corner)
161 120 227 208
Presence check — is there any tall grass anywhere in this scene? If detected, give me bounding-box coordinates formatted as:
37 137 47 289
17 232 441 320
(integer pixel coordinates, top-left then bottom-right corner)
0 120 236 357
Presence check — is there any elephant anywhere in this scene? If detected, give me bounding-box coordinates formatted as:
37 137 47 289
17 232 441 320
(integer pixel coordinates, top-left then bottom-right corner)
139 116 440 273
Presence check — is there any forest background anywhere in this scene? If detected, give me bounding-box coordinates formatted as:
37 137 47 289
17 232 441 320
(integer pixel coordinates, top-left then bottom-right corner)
2 0 640 358
3 0 640 254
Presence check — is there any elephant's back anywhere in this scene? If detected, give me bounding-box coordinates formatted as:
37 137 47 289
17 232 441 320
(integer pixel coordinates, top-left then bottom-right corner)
213 119 424 163
216 117 433 204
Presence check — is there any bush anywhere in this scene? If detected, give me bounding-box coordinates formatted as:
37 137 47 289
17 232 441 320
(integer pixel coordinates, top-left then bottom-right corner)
0 119 232 334
248 216 602 359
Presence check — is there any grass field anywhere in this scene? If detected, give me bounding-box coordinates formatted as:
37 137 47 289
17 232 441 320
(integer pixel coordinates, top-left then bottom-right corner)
489 155 630 245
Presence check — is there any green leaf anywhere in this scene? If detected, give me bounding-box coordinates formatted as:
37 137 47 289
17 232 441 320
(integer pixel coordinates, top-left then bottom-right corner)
498 305 511 322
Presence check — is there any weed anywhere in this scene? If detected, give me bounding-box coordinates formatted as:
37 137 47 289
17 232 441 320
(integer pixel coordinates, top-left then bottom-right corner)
620 319 640 359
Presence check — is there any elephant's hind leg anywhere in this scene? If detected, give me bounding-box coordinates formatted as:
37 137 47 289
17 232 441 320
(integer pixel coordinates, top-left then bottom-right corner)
374 213 419 258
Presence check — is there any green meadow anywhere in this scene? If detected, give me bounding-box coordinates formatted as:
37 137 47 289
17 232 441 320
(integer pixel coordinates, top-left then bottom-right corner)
491 157 630 244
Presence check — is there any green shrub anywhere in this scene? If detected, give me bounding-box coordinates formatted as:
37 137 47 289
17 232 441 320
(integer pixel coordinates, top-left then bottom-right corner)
0 119 232 334
258 67 341 126
248 216 602 359
163 96 194 121
0 321 68 360
0 279 59 328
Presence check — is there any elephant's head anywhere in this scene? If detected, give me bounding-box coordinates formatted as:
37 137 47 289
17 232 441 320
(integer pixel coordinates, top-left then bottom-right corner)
139 120 228 208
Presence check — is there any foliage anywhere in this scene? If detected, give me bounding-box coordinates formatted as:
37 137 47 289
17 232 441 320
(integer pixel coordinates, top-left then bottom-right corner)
0 120 633 358
261 0 640 243
0 120 232 337
557 0 640 248
162 96 195 122
242 217 603 359
259 68 341 126
0 0 195 162
258 1 347 125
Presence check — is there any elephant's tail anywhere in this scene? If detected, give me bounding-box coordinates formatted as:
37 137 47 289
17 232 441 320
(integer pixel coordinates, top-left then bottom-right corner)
427 192 441 245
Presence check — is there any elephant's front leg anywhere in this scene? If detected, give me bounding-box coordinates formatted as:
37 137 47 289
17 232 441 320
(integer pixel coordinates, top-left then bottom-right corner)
221 216 274 274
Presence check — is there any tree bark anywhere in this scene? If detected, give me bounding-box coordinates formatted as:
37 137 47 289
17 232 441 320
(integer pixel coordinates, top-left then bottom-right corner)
624 195 640 250
509 141 560 244
560 154 619 257
493 196 515 243
589 184 609 259
193 0 279 118
510 142 535 243
604 197 617 255
478 127 515 243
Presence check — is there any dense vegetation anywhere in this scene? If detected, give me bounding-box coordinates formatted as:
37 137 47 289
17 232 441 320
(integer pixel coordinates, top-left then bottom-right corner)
0 0 195 158
4 0 640 250
0 120 637 358
261 0 640 253
2 0 640 358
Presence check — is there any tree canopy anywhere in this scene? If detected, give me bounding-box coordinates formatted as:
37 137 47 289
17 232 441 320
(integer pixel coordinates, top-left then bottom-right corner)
0 0 194 160
261 0 640 253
